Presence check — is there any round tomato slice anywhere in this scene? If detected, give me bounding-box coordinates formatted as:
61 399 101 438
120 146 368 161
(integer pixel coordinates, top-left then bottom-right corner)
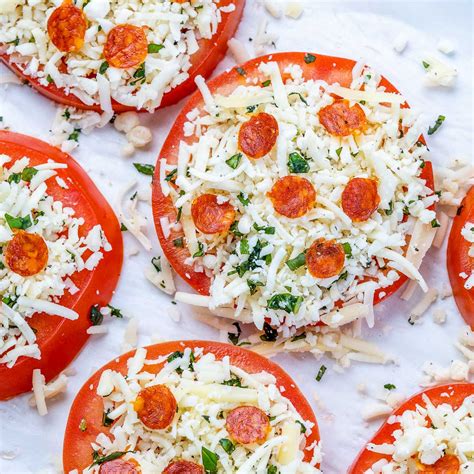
0 0 245 112
447 186 474 328
349 383 474 473
63 340 320 471
152 52 435 305
0 131 123 400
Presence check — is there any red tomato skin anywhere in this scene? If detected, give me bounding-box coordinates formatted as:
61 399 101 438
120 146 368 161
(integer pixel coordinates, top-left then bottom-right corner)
447 186 474 328
152 52 435 306
63 341 320 472
348 383 474 473
0 131 123 400
0 0 245 112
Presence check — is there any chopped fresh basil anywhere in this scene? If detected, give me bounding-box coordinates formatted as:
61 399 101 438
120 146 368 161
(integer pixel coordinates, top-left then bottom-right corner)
261 79 271 87
335 147 343 158
46 74 54 84
20 167 38 182
102 409 113 427
148 43 164 53
130 63 146 85
304 53 316 64
246 105 257 113
222 374 245 387
315 364 327 382
89 305 103 326
267 466 278 474
7 173 21 184
260 322 278 342
173 237 184 247
228 322 242 345
225 153 242 169
107 304 123 318
384 383 396 390
286 252 306 271
219 438 235 455
233 240 264 277
288 92 308 105
267 293 303 314
5 213 32 230
253 223 275 234
193 241 205 257
288 152 309 173
120 223 128 231
237 192 250 206
295 420 306 433
90 451 134 468
420 160 426 169
230 221 243 237
165 168 177 181
342 242 352 258
133 163 155 175
98 61 109 74
202 446 219 474
202 415 210 423
385 201 394 216
240 239 249 254
247 279 263 295
422 60 430 69
427 115 445 135
431 219 441 228
291 332 306 342
68 129 81 142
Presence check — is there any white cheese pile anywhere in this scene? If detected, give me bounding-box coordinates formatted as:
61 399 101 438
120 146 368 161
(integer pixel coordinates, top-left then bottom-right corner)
366 392 474 472
89 346 322 473
0 154 111 367
0 0 224 112
461 221 474 290
166 62 437 331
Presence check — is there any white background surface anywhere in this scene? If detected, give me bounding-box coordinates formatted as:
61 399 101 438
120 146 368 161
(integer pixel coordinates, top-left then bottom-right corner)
0 0 473 472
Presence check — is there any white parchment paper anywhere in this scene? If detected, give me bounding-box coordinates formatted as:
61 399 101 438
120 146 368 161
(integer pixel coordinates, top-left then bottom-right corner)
0 1 472 472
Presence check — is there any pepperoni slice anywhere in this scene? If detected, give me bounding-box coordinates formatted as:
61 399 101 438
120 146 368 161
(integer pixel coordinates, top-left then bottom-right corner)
318 100 366 136
306 238 345 279
226 406 270 445
191 194 236 234
163 460 204 474
103 24 148 69
268 175 316 218
47 1 87 53
341 177 380 222
417 454 460 473
4 230 49 277
238 113 279 159
99 458 140 474
133 384 177 430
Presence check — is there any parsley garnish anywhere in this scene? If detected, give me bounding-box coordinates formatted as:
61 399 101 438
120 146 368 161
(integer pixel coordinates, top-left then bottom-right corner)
99 61 109 74
165 168 177 181
225 153 242 169
193 241 205 257
89 305 103 326
288 152 309 173
253 223 275 234
68 129 81 142
247 279 263 295
267 293 303 314
295 420 306 433
260 322 278 342
428 115 445 135
304 53 316 64
130 63 146 85
342 242 352 258
261 79 271 87
228 322 242 345
133 163 155 175
107 304 123 318
219 438 235 455
151 256 161 272
102 409 113 427
315 365 327 382
240 239 249 254
288 92 308 105
5 214 32 230
90 451 134 468
286 252 306 271
384 383 396 390
148 43 164 53
237 192 250 206
202 447 219 474
431 219 441 228
79 418 87 432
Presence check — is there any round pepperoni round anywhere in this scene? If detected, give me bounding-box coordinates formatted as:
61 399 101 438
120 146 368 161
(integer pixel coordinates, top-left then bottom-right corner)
103 24 148 69
4 230 49 277
47 1 87 53
226 406 270 445
133 384 177 430
417 454 460 474
318 100 367 136
163 460 204 474
191 194 236 234
341 177 380 222
238 112 279 159
306 239 345 279
268 175 316 218
99 458 140 474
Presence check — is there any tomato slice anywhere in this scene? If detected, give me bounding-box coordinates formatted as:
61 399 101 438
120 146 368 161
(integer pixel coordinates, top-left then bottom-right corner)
447 186 474 328
349 383 474 473
151 52 435 304
0 0 245 112
0 131 123 400
63 340 320 471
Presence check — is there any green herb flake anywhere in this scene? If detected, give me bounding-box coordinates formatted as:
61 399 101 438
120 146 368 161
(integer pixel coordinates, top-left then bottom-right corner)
267 466 278 474
261 79 271 87
291 332 306 342
431 219 441 228
173 237 184 248
335 147 343 158
342 242 352 258
315 364 327 382
237 192 250 206
102 409 113 427
260 322 278 342
295 420 307 433
107 305 124 318
133 163 155 176
89 451 134 468
89 305 103 326
230 221 243 237
288 92 308 105
422 61 430 69
5 214 33 230
228 322 242 345
120 223 128 231
193 241 205 258
219 438 235 455
240 239 249 255
267 293 303 314
222 374 244 387
247 279 263 295
20 167 38 182
225 153 242 169
165 168 177 182
428 115 445 135
286 252 306 271
202 446 219 473
384 383 396 390
253 223 275 234
130 63 146 86
147 43 164 53
288 152 310 173
202 415 210 423
62 109 71 119
68 129 81 142
98 61 109 74
46 74 54 84
304 53 316 64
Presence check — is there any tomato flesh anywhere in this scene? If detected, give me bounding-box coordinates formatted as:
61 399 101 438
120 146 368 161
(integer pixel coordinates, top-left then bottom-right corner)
349 383 474 473
0 131 123 400
0 0 245 112
447 186 474 328
63 341 320 472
